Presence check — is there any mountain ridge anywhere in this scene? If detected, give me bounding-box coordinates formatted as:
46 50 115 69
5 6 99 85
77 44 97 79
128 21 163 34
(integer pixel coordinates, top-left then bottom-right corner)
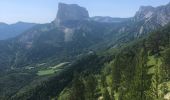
0 22 37 40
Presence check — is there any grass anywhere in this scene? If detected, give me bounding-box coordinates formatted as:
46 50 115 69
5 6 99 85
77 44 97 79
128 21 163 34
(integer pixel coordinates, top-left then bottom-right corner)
37 69 56 76
37 62 70 76
50 62 70 69
147 56 162 74
147 56 156 66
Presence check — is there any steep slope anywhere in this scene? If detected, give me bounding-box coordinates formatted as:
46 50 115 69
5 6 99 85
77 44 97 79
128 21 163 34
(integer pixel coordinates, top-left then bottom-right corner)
11 21 170 100
3 21 120 69
110 3 170 39
58 22 170 100
132 2 170 37
0 22 36 40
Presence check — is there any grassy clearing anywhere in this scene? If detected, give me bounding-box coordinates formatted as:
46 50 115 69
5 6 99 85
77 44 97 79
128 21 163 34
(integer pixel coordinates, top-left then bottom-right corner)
37 62 70 76
50 62 70 69
37 69 56 76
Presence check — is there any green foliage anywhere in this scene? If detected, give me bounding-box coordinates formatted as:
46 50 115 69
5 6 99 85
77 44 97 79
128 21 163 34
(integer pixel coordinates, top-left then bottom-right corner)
0 72 36 100
102 88 111 100
70 74 85 100
84 75 97 100
57 24 170 100
163 48 170 80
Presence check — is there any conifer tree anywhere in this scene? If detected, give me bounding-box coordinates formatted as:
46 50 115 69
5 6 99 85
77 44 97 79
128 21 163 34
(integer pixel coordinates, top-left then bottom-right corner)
132 49 150 100
103 88 111 100
70 74 85 100
85 75 97 100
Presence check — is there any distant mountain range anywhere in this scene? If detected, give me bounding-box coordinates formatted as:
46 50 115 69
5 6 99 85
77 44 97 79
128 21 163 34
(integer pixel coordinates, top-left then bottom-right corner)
0 22 36 40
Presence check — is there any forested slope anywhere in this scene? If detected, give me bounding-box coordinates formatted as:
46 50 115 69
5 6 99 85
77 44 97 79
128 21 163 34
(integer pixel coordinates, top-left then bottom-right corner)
58 23 170 100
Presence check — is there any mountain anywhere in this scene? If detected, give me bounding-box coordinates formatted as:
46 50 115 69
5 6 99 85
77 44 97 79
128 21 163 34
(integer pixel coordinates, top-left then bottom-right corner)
0 22 8 28
0 22 36 40
0 2 170 100
134 3 170 26
91 16 129 23
132 3 170 37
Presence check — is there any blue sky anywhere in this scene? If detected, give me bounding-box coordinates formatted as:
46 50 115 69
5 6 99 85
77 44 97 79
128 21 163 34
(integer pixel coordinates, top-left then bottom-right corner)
0 0 169 24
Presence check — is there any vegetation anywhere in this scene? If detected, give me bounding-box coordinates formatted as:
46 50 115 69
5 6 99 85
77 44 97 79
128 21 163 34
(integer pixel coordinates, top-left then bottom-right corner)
0 24 170 100
57 24 170 100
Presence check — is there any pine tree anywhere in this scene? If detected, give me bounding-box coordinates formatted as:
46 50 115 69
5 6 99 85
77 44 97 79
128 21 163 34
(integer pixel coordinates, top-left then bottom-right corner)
70 75 85 100
111 57 121 92
103 88 111 100
85 75 97 100
132 49 150 100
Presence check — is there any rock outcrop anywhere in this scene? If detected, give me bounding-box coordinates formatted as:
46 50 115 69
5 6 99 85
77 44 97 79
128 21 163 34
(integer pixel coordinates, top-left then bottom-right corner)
54 3 89 25
134 3 170 26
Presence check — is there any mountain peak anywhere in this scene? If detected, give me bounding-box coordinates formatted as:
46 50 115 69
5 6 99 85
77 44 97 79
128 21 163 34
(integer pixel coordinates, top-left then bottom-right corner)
166 2 170 6
134 6 155 21
54 3 89 25
134 3 170 26
139 6 154 11
58 3 79 8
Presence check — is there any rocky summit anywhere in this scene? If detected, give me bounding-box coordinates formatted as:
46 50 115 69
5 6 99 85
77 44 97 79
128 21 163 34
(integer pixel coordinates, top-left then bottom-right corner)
54 3 89 25
134 3 170 26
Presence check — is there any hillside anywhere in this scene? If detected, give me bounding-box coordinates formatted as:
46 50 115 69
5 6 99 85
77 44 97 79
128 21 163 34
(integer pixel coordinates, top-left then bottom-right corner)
57 21 170 100
9 20 170 100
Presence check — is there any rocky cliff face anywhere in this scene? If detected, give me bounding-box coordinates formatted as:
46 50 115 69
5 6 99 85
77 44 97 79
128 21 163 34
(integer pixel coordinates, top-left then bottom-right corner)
134 6 155 22
54 3 89 25
134 3 170 26
129 3 170 37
